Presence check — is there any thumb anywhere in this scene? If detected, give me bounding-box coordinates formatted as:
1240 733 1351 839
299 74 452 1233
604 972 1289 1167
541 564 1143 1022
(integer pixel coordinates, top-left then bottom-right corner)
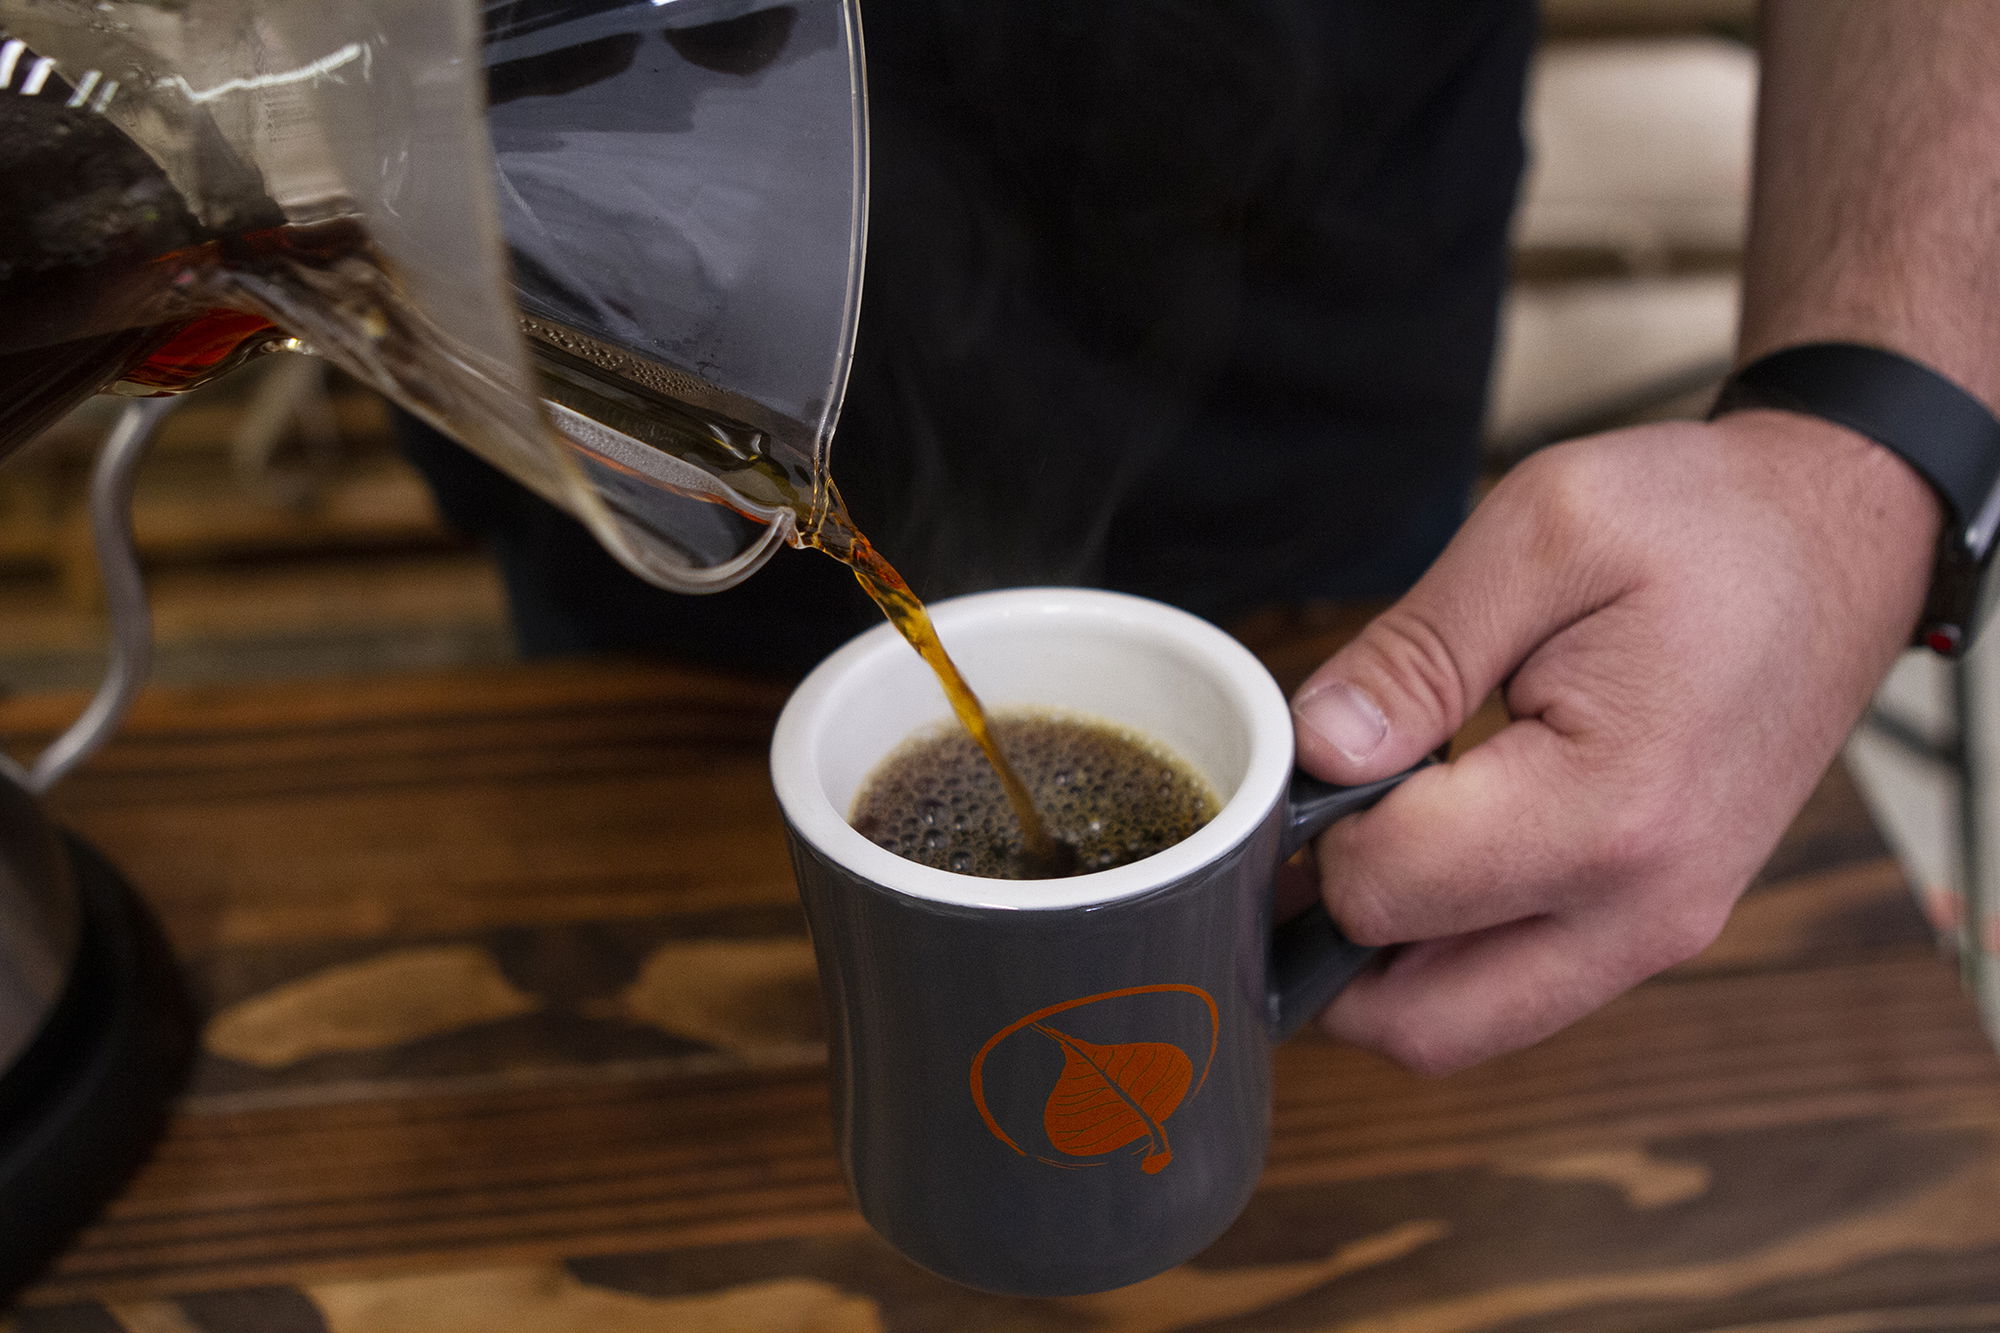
1291 464 1629 783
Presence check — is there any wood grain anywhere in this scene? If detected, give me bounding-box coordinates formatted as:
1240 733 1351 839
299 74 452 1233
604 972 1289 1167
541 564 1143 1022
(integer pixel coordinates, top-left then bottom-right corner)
1 653 1993 1332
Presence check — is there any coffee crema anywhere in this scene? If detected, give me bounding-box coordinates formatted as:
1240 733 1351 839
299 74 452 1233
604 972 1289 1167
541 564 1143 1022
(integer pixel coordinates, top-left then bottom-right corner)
849 710 1222 880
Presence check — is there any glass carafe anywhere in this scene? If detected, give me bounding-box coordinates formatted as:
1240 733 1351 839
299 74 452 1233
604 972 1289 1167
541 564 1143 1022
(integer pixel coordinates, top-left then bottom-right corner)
0 0 867 591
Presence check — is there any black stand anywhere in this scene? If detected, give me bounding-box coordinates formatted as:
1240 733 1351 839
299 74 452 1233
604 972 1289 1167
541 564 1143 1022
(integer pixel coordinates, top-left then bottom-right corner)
0 834 196 1304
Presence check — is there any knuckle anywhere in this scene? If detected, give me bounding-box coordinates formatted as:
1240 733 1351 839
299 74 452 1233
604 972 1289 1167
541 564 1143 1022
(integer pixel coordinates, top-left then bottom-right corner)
1323 874 1405 949
1511 441 1603 534
1356 606 1474 739
1585 787 1681 880
1506 443 1616 574
1643 897 1730 971
1373 1016 1472 1078
1614 892 1730 980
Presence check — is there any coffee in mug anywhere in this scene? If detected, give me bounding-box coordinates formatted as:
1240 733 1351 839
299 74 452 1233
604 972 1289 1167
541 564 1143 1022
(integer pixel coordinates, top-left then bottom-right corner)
849 710 1222 879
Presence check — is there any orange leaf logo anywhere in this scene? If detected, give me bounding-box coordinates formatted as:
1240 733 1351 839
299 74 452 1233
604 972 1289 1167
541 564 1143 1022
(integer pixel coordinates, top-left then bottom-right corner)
1033 1025 1192 1173
970 985 1219 1174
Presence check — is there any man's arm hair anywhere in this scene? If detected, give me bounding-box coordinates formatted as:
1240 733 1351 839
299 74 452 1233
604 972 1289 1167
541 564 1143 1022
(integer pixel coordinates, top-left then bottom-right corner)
1741 0 2000 412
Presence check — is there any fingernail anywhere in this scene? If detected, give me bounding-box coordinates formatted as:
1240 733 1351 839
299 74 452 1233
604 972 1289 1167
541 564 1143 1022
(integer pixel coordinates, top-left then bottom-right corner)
1294 680 1388 764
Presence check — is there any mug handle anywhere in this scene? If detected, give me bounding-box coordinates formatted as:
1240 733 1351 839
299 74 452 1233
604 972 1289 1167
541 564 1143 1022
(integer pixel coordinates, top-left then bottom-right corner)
1267 757 1436 1039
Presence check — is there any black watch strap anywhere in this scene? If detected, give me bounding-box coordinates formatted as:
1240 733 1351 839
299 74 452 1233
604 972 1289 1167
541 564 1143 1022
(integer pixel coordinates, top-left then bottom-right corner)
1710 342 2000 655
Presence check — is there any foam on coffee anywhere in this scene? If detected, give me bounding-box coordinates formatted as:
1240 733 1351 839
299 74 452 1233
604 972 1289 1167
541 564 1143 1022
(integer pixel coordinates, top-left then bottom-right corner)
849 709 1222 879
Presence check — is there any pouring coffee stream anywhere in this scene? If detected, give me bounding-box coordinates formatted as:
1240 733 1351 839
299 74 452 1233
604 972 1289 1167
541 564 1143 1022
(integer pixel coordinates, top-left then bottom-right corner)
800 500 1076 878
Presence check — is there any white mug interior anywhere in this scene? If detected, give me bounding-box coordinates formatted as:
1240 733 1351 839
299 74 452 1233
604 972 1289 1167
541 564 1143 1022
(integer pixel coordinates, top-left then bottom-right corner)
770 587 1297 910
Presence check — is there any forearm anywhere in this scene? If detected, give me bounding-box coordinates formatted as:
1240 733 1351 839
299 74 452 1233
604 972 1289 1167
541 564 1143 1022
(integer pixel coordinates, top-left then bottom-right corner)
1742 0 2000 412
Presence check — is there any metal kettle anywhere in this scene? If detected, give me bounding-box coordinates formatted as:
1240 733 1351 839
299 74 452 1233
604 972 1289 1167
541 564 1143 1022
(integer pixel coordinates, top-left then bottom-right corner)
0 400 195 1301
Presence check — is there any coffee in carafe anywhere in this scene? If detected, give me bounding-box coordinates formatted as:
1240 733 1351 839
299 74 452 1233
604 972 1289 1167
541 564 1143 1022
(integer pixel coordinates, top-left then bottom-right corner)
0 0 1067 869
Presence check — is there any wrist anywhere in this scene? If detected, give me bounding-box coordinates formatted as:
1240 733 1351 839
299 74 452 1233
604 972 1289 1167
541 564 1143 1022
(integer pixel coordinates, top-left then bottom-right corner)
1715 406 1941 543
1713 342 1997 653
1709 408 1940 645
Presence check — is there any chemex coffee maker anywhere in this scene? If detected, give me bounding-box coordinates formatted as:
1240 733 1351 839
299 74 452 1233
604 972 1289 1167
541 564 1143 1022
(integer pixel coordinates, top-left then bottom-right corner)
0 0 867 1294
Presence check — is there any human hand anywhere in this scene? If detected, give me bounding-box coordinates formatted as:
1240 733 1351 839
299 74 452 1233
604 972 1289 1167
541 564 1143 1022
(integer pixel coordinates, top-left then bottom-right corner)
1289 410 1940 1073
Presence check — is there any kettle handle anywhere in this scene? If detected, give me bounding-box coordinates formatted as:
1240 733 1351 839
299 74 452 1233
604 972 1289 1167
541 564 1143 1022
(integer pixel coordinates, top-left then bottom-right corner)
4 399 169 795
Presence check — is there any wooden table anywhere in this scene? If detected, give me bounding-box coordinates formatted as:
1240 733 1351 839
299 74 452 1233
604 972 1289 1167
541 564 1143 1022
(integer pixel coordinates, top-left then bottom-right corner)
4 624 1999 1332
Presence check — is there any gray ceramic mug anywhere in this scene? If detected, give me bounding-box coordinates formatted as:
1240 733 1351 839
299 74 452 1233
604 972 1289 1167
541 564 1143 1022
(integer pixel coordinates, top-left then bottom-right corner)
770 588 1422 1296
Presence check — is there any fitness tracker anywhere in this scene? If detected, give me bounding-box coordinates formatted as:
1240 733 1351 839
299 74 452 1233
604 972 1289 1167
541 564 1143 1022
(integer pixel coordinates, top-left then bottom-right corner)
1710 342 2000 656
